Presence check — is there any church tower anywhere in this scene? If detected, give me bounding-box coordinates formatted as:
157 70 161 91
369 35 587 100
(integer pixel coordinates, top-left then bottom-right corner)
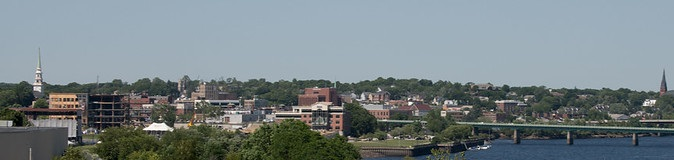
33 48 44 98
661 69 667 96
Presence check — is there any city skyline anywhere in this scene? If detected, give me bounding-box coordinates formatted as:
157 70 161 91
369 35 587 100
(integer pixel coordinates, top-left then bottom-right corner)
2 1 674 91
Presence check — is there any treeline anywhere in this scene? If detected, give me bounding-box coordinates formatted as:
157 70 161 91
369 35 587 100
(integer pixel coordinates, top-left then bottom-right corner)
1 77 667 119
57 120 360 160
0 82 35 107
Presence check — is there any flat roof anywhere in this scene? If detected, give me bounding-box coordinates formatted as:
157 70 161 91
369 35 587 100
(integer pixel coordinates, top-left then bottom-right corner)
0 127 66 133
10 108 80 112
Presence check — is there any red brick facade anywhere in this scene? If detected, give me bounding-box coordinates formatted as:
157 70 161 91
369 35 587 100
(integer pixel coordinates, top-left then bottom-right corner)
298 88 341 106
368 110 391 120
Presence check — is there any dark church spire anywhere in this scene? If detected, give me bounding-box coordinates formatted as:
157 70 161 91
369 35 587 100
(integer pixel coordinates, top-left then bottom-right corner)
661 69 668 96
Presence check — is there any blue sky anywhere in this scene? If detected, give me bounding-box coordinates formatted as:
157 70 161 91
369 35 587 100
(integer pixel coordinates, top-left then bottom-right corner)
1 1 673 91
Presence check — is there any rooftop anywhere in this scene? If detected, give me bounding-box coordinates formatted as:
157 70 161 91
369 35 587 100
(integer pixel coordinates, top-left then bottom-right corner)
0 127 66 133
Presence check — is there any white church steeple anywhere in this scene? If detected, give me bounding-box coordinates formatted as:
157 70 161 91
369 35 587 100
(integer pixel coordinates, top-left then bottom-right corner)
33 48 44 98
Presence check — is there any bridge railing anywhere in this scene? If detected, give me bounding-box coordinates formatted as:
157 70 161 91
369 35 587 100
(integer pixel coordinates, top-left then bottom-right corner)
377 120 674 133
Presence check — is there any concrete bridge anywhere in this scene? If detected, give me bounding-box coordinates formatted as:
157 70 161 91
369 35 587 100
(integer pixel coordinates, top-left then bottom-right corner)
377 120 674 146
640 119 674 124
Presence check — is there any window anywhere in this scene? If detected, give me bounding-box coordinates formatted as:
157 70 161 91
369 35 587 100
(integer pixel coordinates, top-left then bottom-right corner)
336 115 340 118
335 120 340 124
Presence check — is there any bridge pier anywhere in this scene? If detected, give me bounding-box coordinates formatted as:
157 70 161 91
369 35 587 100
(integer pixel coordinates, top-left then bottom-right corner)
472 127 477 136
513 129 520 144
567 131 573 145
657 124 661 137
632 133 639 146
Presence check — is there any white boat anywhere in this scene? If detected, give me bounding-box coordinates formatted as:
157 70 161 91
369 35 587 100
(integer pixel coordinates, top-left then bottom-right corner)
479 145 491 150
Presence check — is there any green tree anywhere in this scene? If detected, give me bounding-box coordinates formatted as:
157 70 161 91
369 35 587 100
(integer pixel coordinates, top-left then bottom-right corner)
0 108 30 126
426 149 465 160
196 101 222 121
240 119 360 160
463 107 482 122
0 90 18 108
390 112 410 120
127 151 160 160
432 125 472 143
57 147 84 160
130 78 152 93
33 98 48 108
424 109 454 133
608 103 629 115
532 103 552 115
655 95 674 118
149 77 169 96
0 81 35 107
344 103 377 137
159 128 205 160
362 130 388 140
14 81 35 106
390 122 423 138
94 127 160 160
586 109 610 121
194 125 246 160
150 104 177 127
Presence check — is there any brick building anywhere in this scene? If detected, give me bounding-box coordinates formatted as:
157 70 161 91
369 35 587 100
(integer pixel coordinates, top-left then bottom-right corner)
298 87 341 106
191 82 237 100
495 100 527 114
244 98 269 109
126 93 173 122
397 104 433 117
362 104 393 120
274 102 350 135
482 112 507 122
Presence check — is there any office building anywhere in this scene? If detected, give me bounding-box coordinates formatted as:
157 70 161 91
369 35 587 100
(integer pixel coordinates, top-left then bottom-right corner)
298 87 341 106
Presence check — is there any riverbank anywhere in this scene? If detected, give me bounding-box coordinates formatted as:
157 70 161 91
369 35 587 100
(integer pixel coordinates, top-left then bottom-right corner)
356 139 485 158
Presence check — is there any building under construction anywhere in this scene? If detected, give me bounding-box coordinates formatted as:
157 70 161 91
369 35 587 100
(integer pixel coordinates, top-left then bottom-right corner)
87 95 128 130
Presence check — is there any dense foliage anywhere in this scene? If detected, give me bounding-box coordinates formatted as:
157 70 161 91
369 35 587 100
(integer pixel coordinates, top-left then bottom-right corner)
0 108 30 126
241 119 360 160
150 104 177 127
93 120 358 160
431 125 473 143
344 103 378 137
56 147 85 160
0 82 34 108
424 109 456 133
93 127 160 160
33 98 48 108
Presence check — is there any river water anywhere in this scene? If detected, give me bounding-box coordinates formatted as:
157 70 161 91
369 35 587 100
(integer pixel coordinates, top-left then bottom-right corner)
367 136 674 160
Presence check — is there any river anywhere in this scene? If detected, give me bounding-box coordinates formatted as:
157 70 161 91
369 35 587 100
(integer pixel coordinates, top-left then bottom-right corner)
367 136 674 160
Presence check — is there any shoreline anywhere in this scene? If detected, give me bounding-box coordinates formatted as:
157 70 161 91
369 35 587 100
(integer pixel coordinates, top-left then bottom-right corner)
358 139 485 158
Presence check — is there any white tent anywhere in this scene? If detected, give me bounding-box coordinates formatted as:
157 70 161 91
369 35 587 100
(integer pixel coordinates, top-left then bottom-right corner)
143 123 174 132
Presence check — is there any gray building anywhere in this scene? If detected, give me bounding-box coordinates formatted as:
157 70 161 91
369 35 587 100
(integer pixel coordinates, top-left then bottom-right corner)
0 127 68 160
